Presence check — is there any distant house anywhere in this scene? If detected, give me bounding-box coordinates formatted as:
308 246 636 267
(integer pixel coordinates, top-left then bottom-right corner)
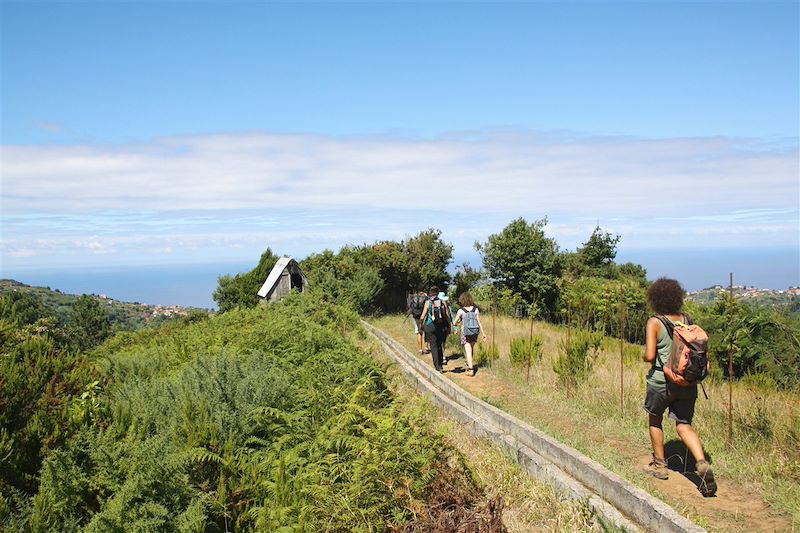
257 257 308 303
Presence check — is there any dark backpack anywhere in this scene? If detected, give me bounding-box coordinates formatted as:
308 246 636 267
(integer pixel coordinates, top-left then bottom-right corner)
461 306 480 336
656 315 709 384
428 297 448 325
409 294 426 318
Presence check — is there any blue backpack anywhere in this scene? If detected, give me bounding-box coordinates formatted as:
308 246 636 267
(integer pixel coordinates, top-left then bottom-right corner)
461 306 480 336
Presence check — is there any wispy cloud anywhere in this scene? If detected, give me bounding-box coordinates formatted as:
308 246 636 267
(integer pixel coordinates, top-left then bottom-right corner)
34 121 62 134
1 130 797 268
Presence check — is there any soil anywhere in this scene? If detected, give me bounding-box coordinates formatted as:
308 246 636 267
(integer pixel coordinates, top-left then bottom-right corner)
430 351 794 532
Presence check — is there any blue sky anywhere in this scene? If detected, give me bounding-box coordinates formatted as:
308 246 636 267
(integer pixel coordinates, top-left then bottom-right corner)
2 1 799 292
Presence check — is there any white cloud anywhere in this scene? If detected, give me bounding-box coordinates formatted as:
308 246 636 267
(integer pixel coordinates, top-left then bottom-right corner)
3 131 796 216
1 130 798 268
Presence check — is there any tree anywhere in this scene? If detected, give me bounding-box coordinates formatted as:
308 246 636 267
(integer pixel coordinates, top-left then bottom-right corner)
362 240 411 311
302 250 384 314
405 228 453 291
452 263 482 296
0 291 57 327
476 217 561 310
574 226 621 278
618 262 648 286
213 249 279 312
64 295 112 351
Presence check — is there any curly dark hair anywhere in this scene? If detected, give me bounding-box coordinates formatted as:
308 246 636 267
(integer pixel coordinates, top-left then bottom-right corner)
647 278 685 315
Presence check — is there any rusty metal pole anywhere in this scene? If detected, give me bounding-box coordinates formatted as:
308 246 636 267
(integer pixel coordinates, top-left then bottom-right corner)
619 284 625 416
728 272 734 446
528 303 535 383
491 301 496 368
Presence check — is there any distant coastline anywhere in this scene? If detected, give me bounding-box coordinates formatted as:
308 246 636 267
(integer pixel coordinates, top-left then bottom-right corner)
3 248 798 310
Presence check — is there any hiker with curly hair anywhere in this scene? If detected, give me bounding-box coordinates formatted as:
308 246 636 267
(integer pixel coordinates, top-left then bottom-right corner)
642 278 716 496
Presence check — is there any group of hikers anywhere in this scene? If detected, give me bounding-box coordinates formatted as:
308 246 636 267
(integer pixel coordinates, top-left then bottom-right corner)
406 277 717 497
407 286 487 376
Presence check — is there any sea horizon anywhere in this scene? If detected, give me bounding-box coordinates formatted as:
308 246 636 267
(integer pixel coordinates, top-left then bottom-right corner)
3 246 797 310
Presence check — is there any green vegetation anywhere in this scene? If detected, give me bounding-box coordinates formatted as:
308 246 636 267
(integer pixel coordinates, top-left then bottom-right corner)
553 330 603 387
214 229 453 315
0 279 205 335
0 318 95 503
6 216 798 531
475 217 562 312
2 293 499 531
372 312 800 531
213 248 280 312
686 298 800 389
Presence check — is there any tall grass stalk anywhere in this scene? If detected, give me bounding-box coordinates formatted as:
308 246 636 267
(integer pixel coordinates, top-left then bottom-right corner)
370 313 800 530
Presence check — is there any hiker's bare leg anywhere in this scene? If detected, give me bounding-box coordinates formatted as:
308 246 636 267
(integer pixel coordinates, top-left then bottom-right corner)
675 423 705 462
463 341 474 369
648 414 665 460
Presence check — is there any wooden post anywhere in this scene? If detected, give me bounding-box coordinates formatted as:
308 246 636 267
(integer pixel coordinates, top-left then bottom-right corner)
491 302 497 368
618 284 625 416
728 272 734 446
527 303 535 383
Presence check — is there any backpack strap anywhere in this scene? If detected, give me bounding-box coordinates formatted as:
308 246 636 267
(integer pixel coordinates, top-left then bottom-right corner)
653 316 674 371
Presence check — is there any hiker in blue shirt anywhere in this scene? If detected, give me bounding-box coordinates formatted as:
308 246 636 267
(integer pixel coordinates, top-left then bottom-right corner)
419 286 452 373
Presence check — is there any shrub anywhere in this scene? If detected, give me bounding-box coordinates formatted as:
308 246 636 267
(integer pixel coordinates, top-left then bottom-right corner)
20 293 485 531
474 342 499 367
509 336 543 367
553 331 603 387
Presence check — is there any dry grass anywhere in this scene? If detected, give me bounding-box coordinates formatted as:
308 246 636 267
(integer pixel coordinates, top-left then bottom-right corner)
357 328 618 533
369 313 800 532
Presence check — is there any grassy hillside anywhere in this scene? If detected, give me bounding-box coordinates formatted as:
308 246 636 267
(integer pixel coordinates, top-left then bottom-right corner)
0 279 206 331
3 293 615 532
371 313 799 532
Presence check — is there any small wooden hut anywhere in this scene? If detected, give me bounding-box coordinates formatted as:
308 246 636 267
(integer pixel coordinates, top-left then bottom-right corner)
257 257 308 303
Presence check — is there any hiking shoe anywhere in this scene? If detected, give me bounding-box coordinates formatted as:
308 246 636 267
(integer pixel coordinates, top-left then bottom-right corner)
645 457 669 480
696 460 717 496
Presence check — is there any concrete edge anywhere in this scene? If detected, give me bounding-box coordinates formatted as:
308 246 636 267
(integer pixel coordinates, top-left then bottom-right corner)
363 321 706 533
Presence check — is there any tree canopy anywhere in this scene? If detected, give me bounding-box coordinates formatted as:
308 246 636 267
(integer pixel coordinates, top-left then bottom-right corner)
476 217 562 310
213 249 279 312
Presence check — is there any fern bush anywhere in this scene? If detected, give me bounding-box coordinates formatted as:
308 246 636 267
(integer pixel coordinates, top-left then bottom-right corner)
20 292 482 531
553 330 603 387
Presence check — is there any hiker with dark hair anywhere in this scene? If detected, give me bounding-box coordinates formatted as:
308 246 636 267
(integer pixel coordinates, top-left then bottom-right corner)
419 285 452 373
407 287 430 355
642 278 716 496
454 292 487 376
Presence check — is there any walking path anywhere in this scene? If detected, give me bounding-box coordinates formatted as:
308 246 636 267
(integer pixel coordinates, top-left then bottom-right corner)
366 320 793 533
365 321 708 533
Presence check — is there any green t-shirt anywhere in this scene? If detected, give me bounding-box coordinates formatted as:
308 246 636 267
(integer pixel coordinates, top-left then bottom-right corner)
646 318 674 390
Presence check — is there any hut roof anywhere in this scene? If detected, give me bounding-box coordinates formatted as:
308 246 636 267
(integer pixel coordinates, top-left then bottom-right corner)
257 257 295 298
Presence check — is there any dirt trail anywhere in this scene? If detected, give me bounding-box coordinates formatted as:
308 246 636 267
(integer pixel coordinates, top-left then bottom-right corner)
435 352 793 533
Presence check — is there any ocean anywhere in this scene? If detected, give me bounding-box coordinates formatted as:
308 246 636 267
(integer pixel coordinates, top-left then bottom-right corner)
2 262 253 309
3 247 797 309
